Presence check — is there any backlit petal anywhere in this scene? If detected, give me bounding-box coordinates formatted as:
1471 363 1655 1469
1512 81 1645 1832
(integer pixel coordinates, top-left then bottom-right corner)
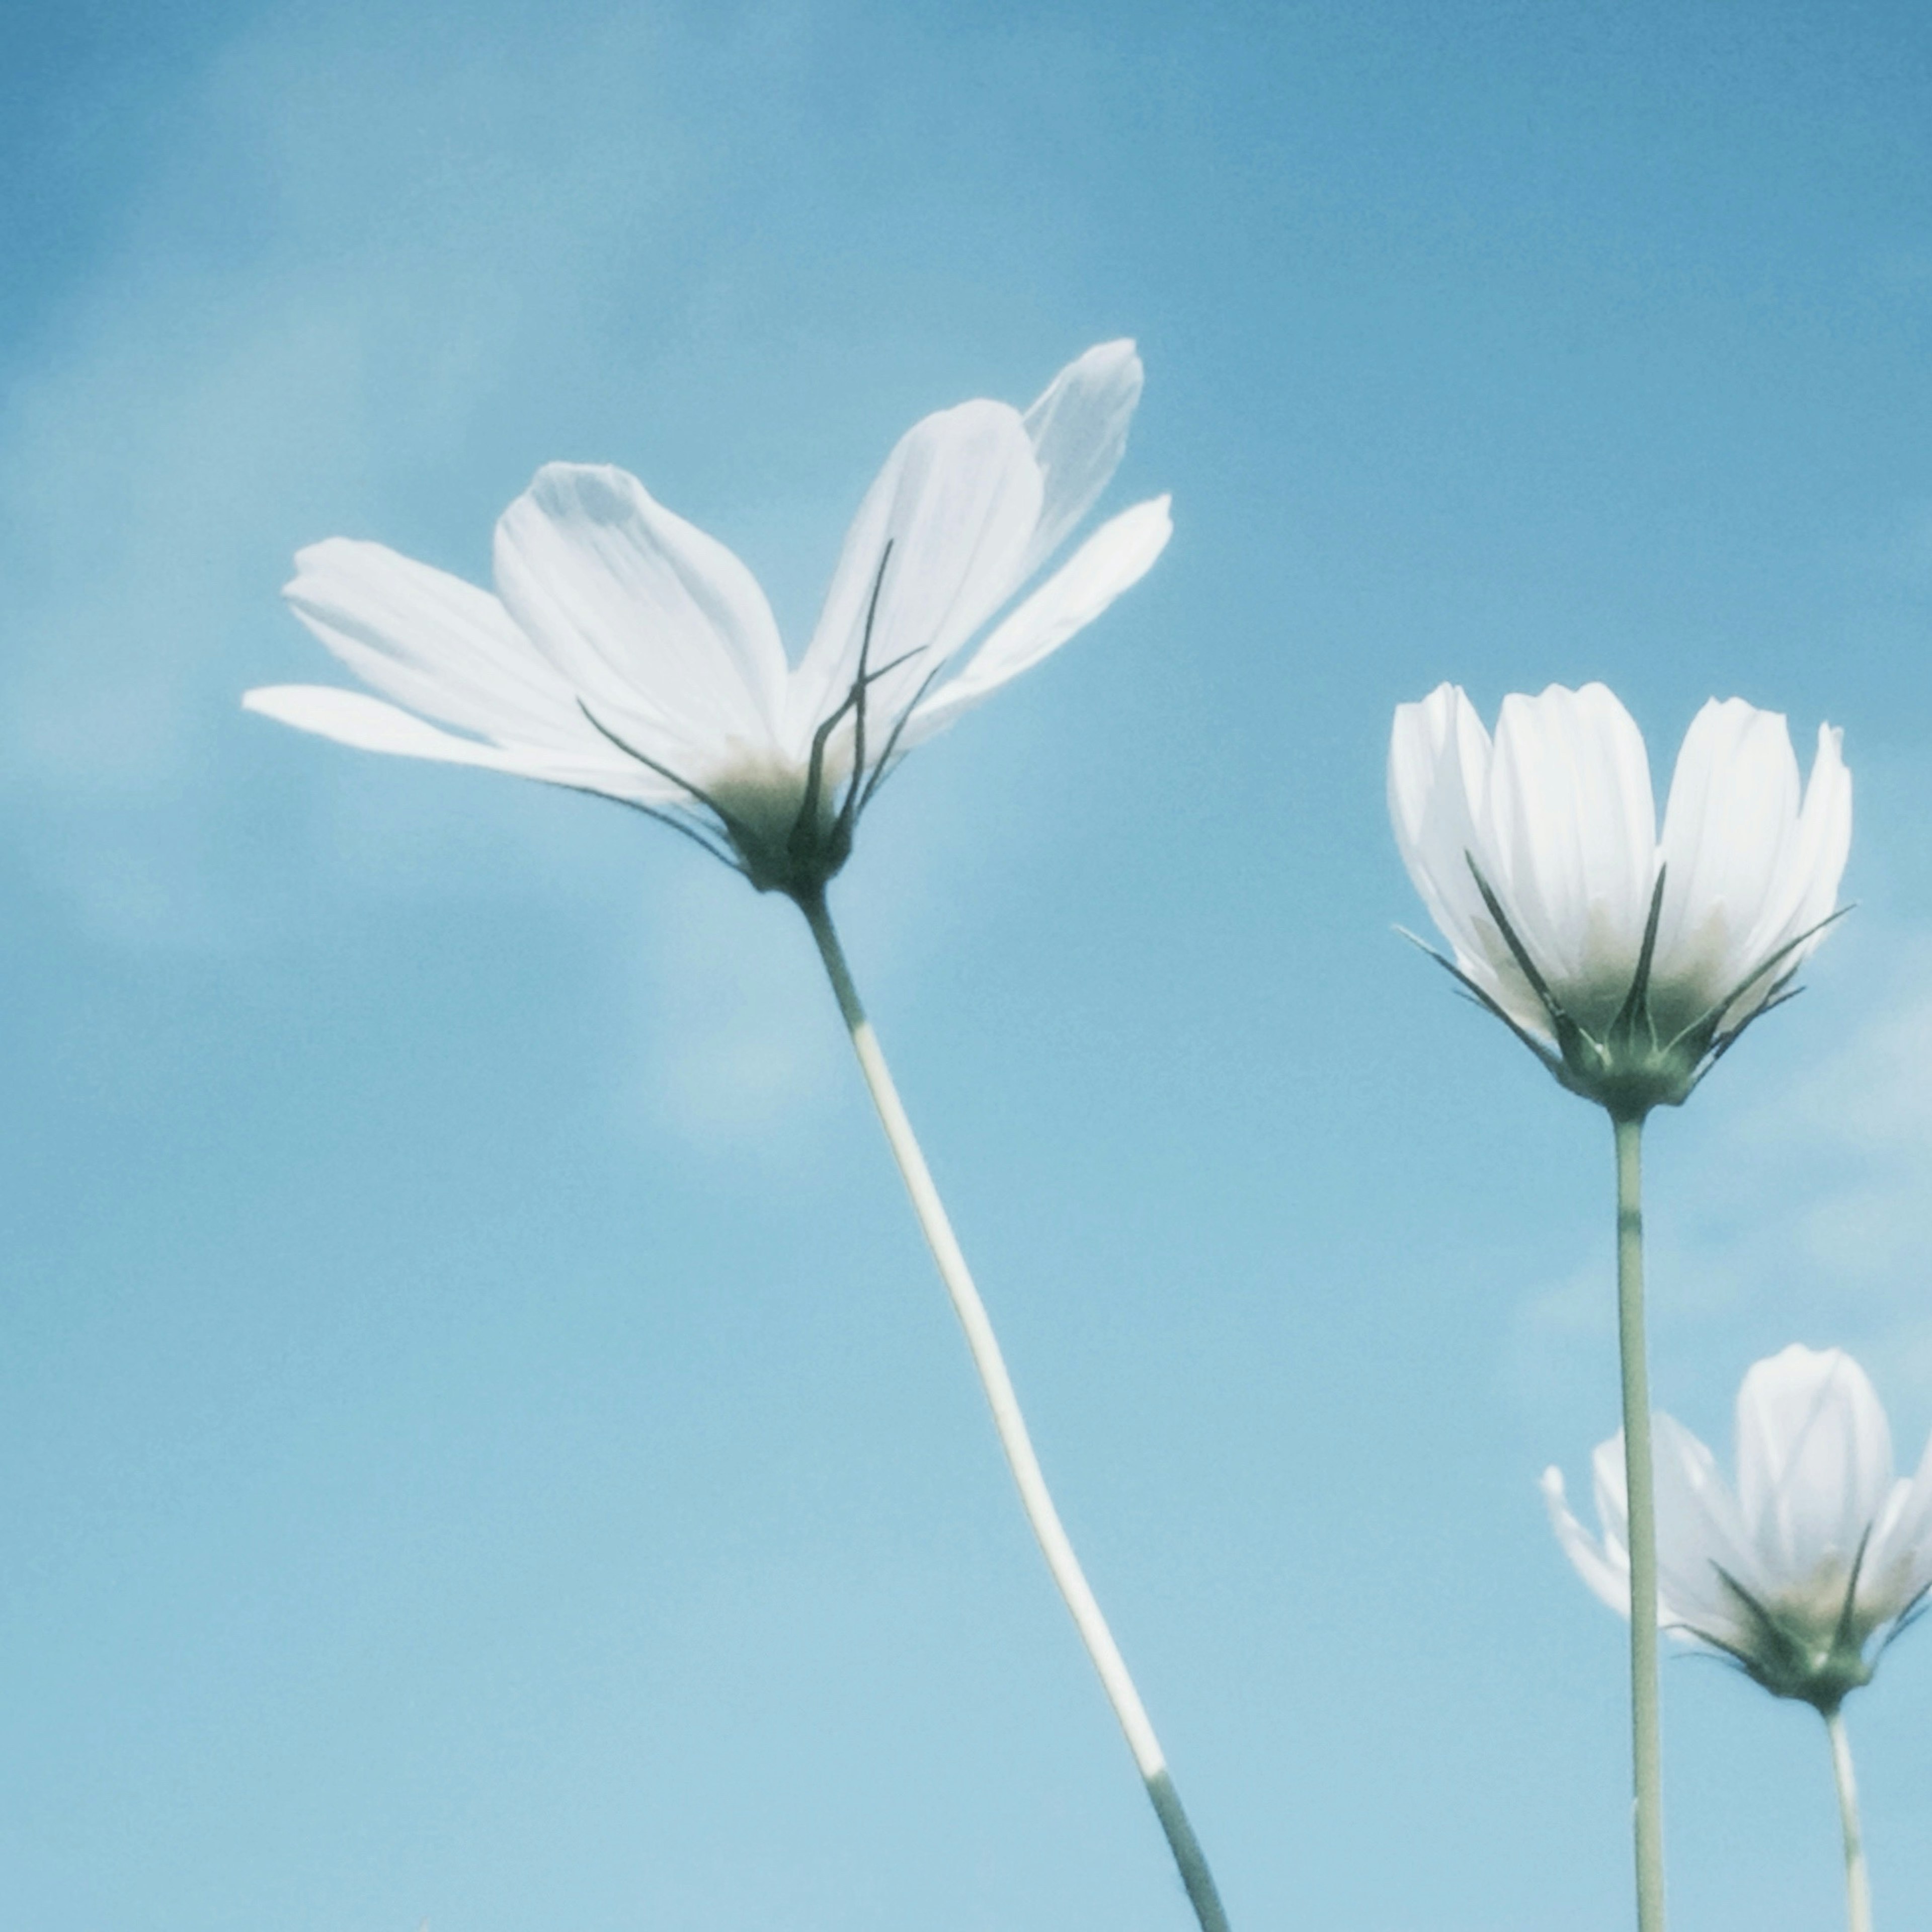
793 399 1042 740
900 496 1171 747
1484 684 1657 1032
493 462 787 764
1736 1346 1894 1583
283 538 590 751
1018 340 1144 578
1542 1464 1630 1616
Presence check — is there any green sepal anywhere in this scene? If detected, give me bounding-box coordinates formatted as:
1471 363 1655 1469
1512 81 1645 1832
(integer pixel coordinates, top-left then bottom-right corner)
1448 856 1849 1122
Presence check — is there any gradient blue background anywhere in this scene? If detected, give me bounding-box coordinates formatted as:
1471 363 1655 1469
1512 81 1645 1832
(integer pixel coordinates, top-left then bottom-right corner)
3 4 1931 1926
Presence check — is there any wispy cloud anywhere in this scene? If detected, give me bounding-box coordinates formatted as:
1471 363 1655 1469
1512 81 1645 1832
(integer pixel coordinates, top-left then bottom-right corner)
0 3 738 946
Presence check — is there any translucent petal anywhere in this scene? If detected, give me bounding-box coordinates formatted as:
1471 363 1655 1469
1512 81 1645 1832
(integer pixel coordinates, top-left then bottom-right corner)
1650 1411 1765 1641
792 399 1042 741
283 538 590 751
1736 1346 1895 1587
1652 699 1801 1032
1483 684 1657 1032
1869 1424 1932 1611
242 684 676 806
493 462 787 763
899 497 1171 748
1542 1464 1631 1616
1018 340 1144 578
1386 685 1551 1033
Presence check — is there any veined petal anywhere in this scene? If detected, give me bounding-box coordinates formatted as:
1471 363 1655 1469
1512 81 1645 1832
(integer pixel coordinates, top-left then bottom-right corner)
492 463 788 761
1868 1425 1932 1612
1542 1464 1630 1616
1018 339 1144 578
1653 700 1801 1029
1650 1411 1765 1640
1484 684 1656 1031
1752 723 1852 982
792 398 1042 741
1388 686 1547 1036
242 685 679 805
1789 725 1853 934
284 539 597 751
897 496 1171 748
1736 1346 1894 1586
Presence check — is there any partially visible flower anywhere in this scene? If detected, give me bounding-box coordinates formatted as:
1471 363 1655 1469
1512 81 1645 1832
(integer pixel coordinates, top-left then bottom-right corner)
1388 683 1852 1116
1544 1345 1932 1712
246 342 1171 900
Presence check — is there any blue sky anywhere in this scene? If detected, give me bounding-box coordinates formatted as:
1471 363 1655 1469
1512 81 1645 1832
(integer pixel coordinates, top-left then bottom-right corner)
3 3 1931 1927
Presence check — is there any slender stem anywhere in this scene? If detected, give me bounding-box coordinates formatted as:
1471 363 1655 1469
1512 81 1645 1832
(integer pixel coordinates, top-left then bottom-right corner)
1614 1113 1667 1932
1825 1709 1873 1932
799 889 1230 1932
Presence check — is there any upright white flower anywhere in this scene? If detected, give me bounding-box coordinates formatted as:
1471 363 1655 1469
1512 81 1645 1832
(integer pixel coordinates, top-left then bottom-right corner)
246 342 1171 900
1544 1346 1932 1711
1389 683 1852 1115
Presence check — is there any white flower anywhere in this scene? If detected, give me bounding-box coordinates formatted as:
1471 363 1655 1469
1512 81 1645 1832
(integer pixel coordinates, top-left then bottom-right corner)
1543 1346 1932 1712
1388 682 1852 1114
245 343 1172 899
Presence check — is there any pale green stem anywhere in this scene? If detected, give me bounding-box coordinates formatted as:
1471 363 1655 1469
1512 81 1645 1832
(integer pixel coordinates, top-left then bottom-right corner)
1614 1114 1667 1932
800 889 1230 1932
1825 1709 1873 1932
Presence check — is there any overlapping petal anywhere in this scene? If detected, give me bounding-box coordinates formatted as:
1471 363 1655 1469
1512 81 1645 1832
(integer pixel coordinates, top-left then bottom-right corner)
284 538 593 750
247 344 1165 892
901 496 1173 746
493 463 788 766
1018 338 1144 577
1482 685 1657 1035
1736 1347 1894 1600
1545 1347 1932 1705
1389 681 1850 1107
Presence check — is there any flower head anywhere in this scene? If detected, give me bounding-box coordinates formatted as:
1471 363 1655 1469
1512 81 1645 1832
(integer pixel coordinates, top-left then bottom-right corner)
246 343 1172 901
1388 683 1851 1117
1544 1346 1932 1713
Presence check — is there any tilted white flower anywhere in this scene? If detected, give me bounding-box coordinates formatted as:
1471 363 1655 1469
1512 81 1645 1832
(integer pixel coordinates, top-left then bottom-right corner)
1388 682 1852 1115
1543 1346 1932 1712
246 342 1172 899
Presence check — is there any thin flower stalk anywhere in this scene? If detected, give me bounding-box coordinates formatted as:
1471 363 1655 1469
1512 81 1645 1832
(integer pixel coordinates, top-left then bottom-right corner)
1549 1344 1932 1932
1394 681 1856 1932
244 346 1207 1913
1614 1116 1666 1932
799 887 1230 1932
1825 1710 1873 1932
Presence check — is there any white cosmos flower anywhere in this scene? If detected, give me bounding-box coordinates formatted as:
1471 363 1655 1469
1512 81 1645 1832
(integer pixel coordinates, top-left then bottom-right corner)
245 342 1172 899
1544 1346 1932 1712
1389 682 1852 1115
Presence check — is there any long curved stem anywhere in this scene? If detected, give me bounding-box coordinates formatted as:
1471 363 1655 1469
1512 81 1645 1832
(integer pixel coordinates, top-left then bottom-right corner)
1614 1114 1667 1932
1825 1709 1873 1932
799 888 1230 1932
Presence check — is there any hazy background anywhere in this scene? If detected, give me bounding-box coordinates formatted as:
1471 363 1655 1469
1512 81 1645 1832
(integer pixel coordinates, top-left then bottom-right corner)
4 3 1931 1926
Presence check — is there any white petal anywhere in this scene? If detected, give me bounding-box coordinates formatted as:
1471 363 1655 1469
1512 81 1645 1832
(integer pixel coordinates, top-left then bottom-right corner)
283 539 591 750
492 462 788 763
1788 724 1853 939
1736 1346 1895 1587
1017 339 1144 578
792 398 1043 741
1387 685 1550 1031
1650 1411 1764 1639
242 685 676 804
1542 1464 1631 1616
1483 684 1657 1032
1749 723 1853 993
898 496 1171 747
1868 1424 1932 1613
1652 699 1801 1028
